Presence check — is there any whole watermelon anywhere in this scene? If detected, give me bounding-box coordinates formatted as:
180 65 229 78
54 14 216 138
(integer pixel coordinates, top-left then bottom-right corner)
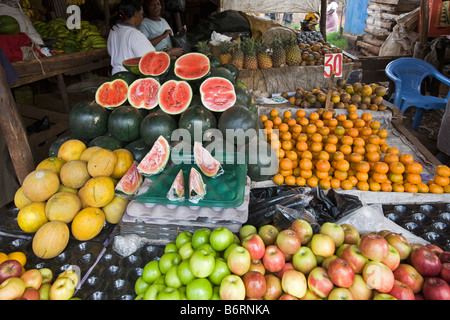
140 111 177 146
218 105 259 147
0 15 20 35
69 101 109 140
178 105 217 145
107 105 143 143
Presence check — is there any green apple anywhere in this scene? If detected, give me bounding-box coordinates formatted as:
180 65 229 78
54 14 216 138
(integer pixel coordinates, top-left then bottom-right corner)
177 259 196 285
190 248 215 278
39 283 51 300
186 278 213 300
178 241 194 260
239 224 257 241
49 277 75 300
208 257 231 286
164 242 178 253
134 276 151 296
210 227 234 252
192 228 211 249
176 231 193 249
157 286 181 300
57 269 79 288
143 283 165 300
165 265 182 289
197 243 217 258
142 260 162 284
159 252 182 274
39 267 53 285
223 243 239 260
178 286 187 300
211 285 221 300
153 274 166 285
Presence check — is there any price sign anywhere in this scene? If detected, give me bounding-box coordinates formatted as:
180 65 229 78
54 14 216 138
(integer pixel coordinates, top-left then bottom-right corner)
324 53 343 78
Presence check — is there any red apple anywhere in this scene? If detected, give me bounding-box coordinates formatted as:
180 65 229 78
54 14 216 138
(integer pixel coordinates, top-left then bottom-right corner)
290 219 313 245
320 222 345 247
242 271 266 299
381 245 401 271
292 246 317 275
281 269 307 299
359 233 390 262
376 230 392 237
0 260 23 284
393 263 424 293
242 233 265 261
307 266 334 299
410 247 441 277
277 262 294 279
363 261 395 293
327 287 354 300
335 243 351 258
227 245 251 276
263 274 282 300
348 274 372 300
425 244 444 256
21 287 41 300
279 293 298 300
440 251 450 264
340 223 360 245
340 245 368 274
310 234 335 258
248 260 265 275
262 245 285 273
388 279 415 300
276 229 301 255
440 263 450 284
327 258 355 288
257 224 279 246
20 269 43 290
422 277 450 300
321 255 338 270
239 225 257 241
0 277 26 300
384 232 411 260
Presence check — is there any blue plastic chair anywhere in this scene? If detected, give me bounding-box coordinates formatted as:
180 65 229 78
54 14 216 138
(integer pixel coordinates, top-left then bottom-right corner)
385 57 450 130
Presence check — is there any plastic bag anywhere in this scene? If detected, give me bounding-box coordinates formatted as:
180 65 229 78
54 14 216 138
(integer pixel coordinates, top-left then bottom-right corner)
272 205 322 234
170 27 191 53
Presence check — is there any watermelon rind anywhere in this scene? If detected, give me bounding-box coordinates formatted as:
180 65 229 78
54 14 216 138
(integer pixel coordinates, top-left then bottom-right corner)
139 51 171 77
189 167 206 204
122 57 142 75
115 161 143 198
95 79 129 109
193 141 223 178
200 77 236 112
166 169 185 202
174 52 211 81
137 135 171 176
158 80 193 115
0 15 20 35
128 78 161 110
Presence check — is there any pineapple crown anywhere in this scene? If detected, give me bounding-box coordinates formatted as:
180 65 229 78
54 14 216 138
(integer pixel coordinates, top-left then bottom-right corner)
195 40 211 55
255 39 269 53
243 37 257 55
219 41 231 54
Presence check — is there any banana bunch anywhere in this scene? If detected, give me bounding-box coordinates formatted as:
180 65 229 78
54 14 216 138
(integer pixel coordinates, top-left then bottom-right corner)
77 22 107 50
66 0 86 5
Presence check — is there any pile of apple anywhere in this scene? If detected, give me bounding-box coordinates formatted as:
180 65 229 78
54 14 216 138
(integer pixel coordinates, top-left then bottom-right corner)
135 220 450 300
0 260 79 300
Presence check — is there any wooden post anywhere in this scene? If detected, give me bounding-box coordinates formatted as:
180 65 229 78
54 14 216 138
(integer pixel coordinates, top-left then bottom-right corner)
104 0 110 26
320 0 328 40
0 65 35 184
325 71 335 111
420 0 429 45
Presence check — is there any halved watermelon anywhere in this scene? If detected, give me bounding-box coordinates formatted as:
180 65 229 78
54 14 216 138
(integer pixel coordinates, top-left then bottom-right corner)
166 169 185 202
193 141 223 178
139 51 171 77
128 78 161 110
158 80 192 115
95 79 129 108
189 167 206 204
200 77 236 112
174 52 210 81
123 57 142 75
137 135 170 175
115 161 143 198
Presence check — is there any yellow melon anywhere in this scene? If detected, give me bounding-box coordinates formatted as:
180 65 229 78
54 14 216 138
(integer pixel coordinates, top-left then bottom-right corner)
77 186 89 209
17 202 49 233
57 184 78 194
22 169 60 202
87 148 117 177
71 207 105 241
36 157 66 175
82 176 115 207
32 221 70 259
80 146 103 162
59 160 91 189
14 187 32 209
103 196 129 224
57 139 87 162
45 191 81 223
111 149 134 179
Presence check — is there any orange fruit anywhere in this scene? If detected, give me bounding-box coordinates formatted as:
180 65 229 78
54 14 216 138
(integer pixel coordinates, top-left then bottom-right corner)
283 110 292 119
270 109 279 118
339 144 352 155
352 145 366 155
377 129 388 139
369 181 381 192
316 159 331 172
0 252 8 264
305 124 318 134
309 142 323 153
436 165 450 177
281 140 293 151
348 176 358 187
348 112 358 121
264 120 274 129
355 161 371 173
342 119 354 129
361 112 373 122
373 162 389 174
326 135 339 145
8 251 27 267
380 144 390 153
444 185 450 193
386 147 400 155
298 117 309 126
285 175 296 186
356 171 369 182
366 151 381 163
302 150 313 160
361 127 373 137
348 153 363 164
300 169 313 179
384 153 399 165
309 112 320 122
260 115 268 122
353 119 366 129
356 181 370 191
310 133 323 143
286 151 298 162
405 162 423 174
404 173 422 185
316 170 330 180
434 175 450 187
328 118 338 128
334 159 350 172
347 104 358 113
429 184 444 194
369 120 381 131
307 176 319 188
334 170 348 181
404 183 419 193
296 109 306 118
280 169 293 177
324 143 337 154
389 161 405 175
372 172 388 183
417 182 429 193
273 173 284 185
392 183 405 192
316 151 330 161
341 135 354 146
388 173 404 184
296 176 307 186
279 123 290 133
341 179 354 190
319 179 331 190
281 131 292 141
399 154 414 165
291 124 302 134
368 135 381 145
279 158 293 171
273 116 282 126
315 120 324 129
381 182 393 192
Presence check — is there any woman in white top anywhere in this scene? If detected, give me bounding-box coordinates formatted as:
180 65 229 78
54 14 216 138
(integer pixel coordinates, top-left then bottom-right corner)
107 0 155 75
140 0 183 57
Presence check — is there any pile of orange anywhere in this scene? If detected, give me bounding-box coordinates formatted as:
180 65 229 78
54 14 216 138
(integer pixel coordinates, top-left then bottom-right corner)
261 107 450 193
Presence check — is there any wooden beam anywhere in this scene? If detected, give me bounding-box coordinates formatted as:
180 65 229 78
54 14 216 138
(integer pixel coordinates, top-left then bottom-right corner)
420 0 429 44
0 65 35 184
320 0 327 40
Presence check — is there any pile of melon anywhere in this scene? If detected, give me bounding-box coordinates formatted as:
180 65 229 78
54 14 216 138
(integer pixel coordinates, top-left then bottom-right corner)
14 139 136 260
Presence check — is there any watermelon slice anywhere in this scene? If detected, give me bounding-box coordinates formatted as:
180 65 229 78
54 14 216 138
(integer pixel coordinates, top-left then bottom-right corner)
122 57 142 75
115 161 143 198
95 79 129 108
158 80 192 115
128 78 161 110
189 167 206 204
174 52 211 81
193 141 223 178
139 51 171 77
200 77 236 112
137 135 170 175
166 169 185 201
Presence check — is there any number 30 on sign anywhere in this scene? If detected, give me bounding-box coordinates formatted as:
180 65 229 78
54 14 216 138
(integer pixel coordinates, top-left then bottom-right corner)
324 53 343 78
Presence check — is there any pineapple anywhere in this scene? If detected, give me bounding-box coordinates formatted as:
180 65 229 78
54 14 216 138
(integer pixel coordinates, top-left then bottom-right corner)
230 41 244 70
256 39 273 69
284 34 302 66
271 36 286 68
243 37 258 69
195 40 212 56
219 41 232 65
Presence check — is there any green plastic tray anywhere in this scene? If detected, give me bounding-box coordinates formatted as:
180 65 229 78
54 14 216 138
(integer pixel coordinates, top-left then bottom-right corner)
134 152 247 208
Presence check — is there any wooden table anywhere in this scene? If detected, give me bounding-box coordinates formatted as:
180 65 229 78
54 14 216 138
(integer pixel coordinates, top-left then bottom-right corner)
0 49 110 184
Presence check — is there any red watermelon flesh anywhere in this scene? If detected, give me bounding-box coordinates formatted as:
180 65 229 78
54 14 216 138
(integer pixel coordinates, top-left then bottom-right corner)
137 135 170 175
115 161 143 197
95 79 129 108
166 169 185 201
174 52 210 80
200 77 236 112
193 141 223 178
128 78 161 110
123 57 142 75
139 51 171 76
158 80 192 115
189 167 206 203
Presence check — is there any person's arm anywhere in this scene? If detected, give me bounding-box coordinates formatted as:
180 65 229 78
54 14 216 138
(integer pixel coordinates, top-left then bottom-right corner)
150 29 172 47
